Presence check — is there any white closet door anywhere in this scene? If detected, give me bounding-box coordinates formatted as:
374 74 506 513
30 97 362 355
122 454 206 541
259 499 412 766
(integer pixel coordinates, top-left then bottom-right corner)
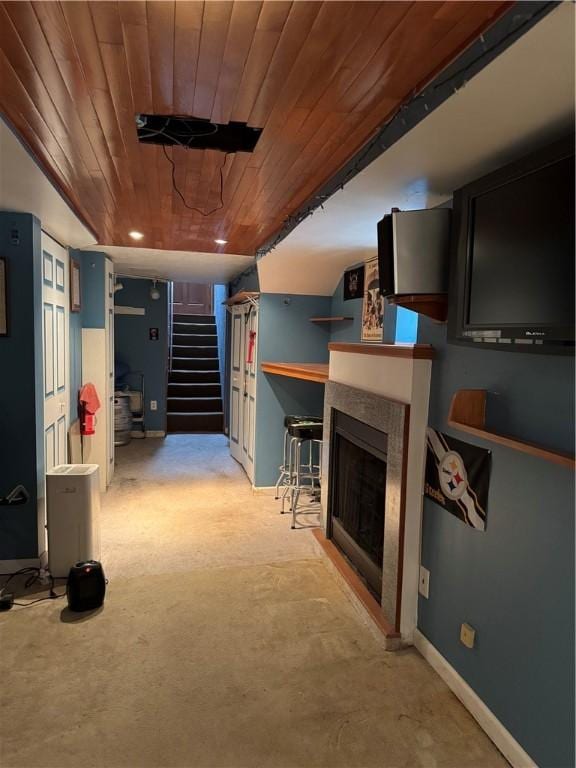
229 302 258 482
229 305 244 464
42 233 69 473
241 304 258 483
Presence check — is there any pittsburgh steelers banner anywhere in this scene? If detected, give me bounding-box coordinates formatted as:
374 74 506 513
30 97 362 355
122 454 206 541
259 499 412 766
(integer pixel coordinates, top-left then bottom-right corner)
425 428 491 531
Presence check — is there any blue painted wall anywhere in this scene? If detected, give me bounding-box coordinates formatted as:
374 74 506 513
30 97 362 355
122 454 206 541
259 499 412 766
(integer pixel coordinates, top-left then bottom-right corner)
78 250 107 328
329 273 362 343
213 283 228 431
395 306 418 343
0 213 43 559
255 293 331 487
329 265 408 344
114 277 168 432
417 315 575 767
214 284 227 383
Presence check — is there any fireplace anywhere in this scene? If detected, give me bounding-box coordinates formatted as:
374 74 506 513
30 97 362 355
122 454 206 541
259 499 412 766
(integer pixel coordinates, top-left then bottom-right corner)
328 411 388 600
320 344 433 643
322 381 411 632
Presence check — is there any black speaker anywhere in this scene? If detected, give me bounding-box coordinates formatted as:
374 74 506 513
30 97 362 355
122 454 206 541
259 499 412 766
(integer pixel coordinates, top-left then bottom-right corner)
66 561 106 612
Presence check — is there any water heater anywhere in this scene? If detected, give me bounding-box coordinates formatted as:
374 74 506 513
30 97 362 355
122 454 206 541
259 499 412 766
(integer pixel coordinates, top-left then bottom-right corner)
46 464 101 578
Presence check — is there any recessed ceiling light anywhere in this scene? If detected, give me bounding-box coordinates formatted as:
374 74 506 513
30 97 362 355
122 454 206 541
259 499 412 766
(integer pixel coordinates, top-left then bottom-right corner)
129 231 144 240
214 238 227 245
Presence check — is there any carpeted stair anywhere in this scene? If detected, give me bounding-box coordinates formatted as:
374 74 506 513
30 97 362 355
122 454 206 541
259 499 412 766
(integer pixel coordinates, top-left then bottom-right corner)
167 314 223 432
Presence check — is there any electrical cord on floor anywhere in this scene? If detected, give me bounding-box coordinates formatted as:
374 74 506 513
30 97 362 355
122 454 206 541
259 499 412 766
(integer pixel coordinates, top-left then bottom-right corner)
0 567 66 610
12 592 66 608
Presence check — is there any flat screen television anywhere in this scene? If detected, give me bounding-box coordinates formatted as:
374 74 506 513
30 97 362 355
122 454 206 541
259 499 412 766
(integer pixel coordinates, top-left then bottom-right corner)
448 135 575 351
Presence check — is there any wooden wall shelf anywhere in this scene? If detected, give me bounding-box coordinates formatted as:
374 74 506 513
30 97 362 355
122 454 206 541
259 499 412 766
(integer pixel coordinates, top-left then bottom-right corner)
388 293 448 322
309 316 353 323
261 361 328 384
448 389 575 470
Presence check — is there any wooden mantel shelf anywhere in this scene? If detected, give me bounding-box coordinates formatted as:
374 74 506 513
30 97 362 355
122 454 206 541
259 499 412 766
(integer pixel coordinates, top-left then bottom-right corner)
261 361 329 384
448 389 575 470
329 342 435 360
388 293 448 323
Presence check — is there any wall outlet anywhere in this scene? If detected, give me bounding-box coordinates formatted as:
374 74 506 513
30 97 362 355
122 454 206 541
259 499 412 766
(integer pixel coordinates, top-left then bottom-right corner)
418 565 430 599
460 622 476 649
150 400 157 411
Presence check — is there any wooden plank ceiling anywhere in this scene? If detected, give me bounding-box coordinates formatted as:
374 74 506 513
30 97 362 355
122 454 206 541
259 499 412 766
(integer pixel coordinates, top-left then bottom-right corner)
0 1 510 255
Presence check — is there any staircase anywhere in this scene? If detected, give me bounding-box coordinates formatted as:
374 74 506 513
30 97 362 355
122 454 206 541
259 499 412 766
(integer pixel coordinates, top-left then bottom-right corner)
167 313 223 433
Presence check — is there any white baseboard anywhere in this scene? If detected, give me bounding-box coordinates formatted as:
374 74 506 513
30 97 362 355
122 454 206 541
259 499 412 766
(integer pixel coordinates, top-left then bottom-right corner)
0 558 40 573
251 485 277 495
145 430 165 438
414 630 537 768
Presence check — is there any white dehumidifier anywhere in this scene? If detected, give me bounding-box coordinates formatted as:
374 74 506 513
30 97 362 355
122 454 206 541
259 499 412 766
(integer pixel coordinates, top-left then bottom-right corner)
46 464 101 578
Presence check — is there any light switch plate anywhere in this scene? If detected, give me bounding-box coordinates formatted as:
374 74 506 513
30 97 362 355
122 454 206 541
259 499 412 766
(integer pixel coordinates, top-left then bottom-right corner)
460 622 476 649
418 565 430 599
150 400 157 411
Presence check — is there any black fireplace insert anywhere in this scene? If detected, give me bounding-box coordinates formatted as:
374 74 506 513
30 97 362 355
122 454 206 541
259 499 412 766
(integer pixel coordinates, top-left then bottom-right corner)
328 410 387 599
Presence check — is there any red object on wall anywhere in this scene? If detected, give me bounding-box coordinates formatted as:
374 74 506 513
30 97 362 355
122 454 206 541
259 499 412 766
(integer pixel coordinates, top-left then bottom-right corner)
247 330 256 364
81 410 96 436
79 383 101 436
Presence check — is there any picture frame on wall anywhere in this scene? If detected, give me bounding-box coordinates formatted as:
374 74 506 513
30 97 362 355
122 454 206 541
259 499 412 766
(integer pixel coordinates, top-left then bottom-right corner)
361 256 384 342
343 264 364 301
0 258 7 336
70 259 81 313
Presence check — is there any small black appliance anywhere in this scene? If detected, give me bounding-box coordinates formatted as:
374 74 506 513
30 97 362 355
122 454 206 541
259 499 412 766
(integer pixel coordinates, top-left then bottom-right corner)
66 560 106 612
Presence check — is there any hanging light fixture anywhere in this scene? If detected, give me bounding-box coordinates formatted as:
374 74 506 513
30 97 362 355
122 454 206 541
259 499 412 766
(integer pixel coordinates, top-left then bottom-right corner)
149 279 160 301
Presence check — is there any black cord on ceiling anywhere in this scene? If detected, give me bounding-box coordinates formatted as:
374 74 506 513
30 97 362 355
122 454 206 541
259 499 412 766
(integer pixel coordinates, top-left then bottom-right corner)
162 144 231 217
254 1 556 260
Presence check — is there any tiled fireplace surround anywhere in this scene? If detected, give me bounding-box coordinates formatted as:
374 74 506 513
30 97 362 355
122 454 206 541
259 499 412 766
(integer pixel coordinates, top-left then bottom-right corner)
320 343 433 645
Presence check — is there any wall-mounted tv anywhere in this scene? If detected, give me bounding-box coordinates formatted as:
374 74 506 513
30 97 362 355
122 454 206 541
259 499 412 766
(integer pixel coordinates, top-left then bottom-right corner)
448 135 575 351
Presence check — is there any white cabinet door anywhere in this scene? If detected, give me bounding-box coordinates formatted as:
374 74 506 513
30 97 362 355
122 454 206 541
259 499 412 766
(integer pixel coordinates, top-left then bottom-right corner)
241 304 258 483
229 306 244 465
42 233 69 474
229 302 258 480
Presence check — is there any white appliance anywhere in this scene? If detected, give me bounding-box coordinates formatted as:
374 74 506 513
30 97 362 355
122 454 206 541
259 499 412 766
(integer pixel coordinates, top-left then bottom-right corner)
46 464 101 578
377 208 451 295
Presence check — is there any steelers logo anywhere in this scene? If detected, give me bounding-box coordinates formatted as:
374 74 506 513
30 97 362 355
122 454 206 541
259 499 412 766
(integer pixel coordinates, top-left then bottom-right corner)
438 451 468 501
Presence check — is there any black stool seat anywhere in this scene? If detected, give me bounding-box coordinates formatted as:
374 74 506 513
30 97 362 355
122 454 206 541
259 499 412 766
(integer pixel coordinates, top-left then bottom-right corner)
283 414 323 429
287 421 323 441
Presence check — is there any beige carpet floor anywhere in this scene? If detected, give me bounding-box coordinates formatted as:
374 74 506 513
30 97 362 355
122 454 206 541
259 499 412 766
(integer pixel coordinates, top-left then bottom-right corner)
0 435 508 768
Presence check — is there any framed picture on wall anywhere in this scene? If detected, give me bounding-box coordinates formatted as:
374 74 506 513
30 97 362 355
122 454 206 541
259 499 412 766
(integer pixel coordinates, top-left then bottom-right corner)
0 258 7 336
361 257 383 342
343 265 364 300
70 259 81 312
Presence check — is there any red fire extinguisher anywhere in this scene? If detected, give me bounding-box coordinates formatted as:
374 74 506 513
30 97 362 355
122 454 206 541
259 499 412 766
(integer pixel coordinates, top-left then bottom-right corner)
79 383 101 436
81 406 96 436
